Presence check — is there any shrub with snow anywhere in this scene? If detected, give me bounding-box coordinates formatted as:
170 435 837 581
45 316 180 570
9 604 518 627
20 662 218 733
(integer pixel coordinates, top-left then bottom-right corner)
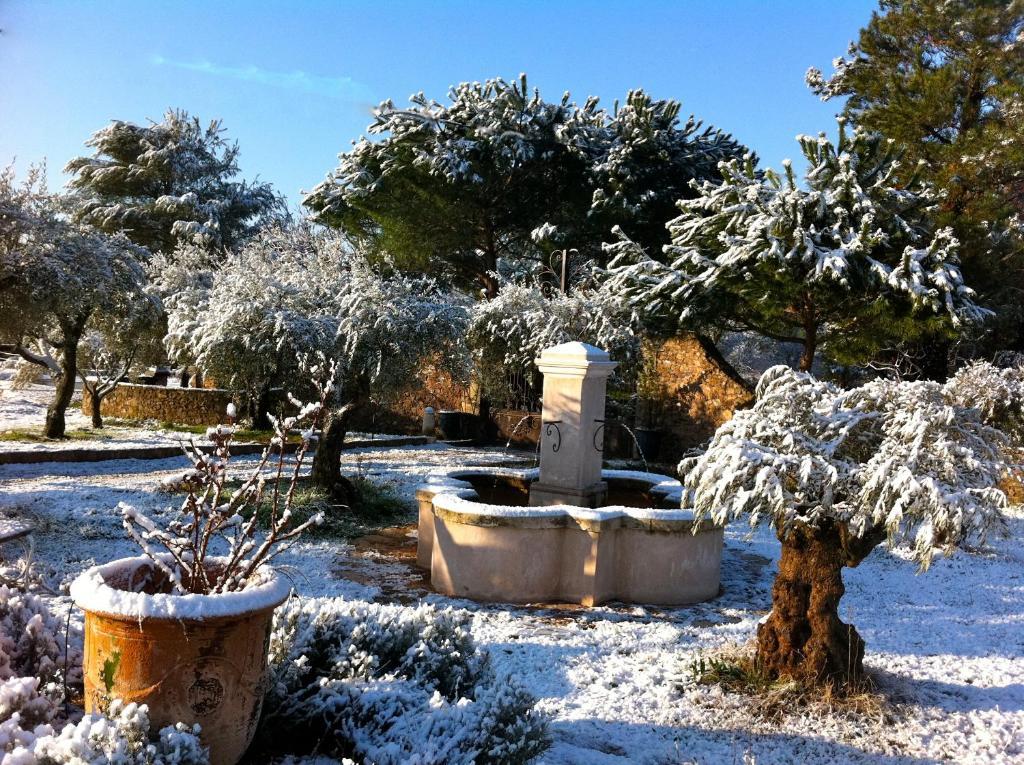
945 358 1024 445
7 700 206 765
0 586 78 690
0 588 205 764
260 597 549 764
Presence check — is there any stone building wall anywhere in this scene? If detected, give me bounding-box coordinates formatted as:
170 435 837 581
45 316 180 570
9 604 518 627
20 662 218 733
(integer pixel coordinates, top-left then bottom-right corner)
82 384 240 426
348 358 477 435
85 338 752 449
638 335 754 462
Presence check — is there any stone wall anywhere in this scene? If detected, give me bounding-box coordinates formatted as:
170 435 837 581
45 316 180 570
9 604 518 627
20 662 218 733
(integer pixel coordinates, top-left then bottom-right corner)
640 335 754 462
358 336 753 460
348 358 477 435
82 384 240 427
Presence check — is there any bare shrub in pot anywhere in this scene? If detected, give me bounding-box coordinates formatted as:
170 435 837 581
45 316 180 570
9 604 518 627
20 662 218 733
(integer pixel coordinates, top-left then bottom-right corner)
71 360 336 765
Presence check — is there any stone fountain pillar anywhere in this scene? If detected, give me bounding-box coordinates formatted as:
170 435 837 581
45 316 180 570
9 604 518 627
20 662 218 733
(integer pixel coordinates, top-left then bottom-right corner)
529 342 617 508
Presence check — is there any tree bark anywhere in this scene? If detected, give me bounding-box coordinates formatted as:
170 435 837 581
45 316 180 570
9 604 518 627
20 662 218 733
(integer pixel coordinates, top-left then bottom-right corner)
310 401 359 503
799 311 818 373
44 321 86 439
248 383 274 431
89 392 104 429
756 522 884 686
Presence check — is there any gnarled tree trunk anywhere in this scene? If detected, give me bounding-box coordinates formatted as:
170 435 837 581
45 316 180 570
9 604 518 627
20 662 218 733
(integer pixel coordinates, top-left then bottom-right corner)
756 521 885 686
89 394 104 429
44 319 88 439
310 400 359 505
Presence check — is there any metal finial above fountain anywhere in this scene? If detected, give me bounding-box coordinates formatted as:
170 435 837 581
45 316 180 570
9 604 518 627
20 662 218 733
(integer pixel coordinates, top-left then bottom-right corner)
528 342 617 508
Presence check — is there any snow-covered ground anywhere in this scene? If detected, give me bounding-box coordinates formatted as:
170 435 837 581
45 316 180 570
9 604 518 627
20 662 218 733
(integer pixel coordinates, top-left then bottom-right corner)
0 438 1020 764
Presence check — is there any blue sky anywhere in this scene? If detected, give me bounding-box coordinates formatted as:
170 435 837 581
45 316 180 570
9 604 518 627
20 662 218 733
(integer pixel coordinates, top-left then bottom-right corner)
1 0 876 208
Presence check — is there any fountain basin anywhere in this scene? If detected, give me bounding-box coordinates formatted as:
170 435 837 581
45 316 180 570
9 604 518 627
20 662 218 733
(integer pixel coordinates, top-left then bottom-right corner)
415 467 723 606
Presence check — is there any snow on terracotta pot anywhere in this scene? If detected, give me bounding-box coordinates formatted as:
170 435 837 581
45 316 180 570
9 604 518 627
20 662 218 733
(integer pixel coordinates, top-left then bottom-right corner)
71 555 291 765
67 370 337 764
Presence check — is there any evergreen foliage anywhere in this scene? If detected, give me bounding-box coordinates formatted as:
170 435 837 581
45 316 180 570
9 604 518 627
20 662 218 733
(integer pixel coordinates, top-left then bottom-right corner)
305 75 747 297
606 120 988 371
65 109 286 255
807 0 1024 354
261 597 549 764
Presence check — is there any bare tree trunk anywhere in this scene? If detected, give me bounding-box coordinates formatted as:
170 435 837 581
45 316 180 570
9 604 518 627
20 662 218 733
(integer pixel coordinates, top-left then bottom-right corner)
799 316 817 373
479 272 499 300
248 383 274 431
756 522 884 686
310 401 359 503
89 390 104 429
44 323 85 439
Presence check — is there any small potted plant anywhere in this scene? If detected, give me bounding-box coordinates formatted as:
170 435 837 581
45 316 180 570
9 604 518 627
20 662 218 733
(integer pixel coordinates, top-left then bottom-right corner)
70 361 336 765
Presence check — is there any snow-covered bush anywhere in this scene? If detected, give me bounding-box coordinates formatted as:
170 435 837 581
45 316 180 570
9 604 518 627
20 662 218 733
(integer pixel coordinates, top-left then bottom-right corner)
0 587 204 763
945 359 1024 445
6 700 206 765
260 597 549 764
0 587 79 758
0 586 79 690
681 365 1012 685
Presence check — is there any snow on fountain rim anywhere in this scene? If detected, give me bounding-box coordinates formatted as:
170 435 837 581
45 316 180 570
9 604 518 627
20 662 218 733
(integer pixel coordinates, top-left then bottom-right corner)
421 466 695 522
70 554 291 621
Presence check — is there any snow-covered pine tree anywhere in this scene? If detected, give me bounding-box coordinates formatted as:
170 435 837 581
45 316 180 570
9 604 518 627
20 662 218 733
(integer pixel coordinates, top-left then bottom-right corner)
305 75 746 297
65 109 285 256
681 364 1015 686
807 0 1024 358
605 119 989 372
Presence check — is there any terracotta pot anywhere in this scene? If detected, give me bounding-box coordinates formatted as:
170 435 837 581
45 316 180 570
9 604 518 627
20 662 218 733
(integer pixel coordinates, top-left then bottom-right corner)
71 556 291 765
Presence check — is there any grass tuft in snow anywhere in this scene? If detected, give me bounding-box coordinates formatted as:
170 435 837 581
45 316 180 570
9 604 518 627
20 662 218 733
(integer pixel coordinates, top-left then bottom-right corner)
688 645 894 725
210 476 412 540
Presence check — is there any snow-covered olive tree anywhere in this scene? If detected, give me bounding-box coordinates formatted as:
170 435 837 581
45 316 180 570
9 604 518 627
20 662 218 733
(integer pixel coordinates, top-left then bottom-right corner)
467 275 639 407
606 119 990 372
165 225 468 497
309 253 469 498
65 109 285 255
681 365 1014 685
0 167 156 437
164 225 342 428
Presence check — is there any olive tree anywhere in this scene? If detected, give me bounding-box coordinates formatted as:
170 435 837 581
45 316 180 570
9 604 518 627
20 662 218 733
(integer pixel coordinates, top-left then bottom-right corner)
0 166 155 437
165 225 468 498
681 364 1015 685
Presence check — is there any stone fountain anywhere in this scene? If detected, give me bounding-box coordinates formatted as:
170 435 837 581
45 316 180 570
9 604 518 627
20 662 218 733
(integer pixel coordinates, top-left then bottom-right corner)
415 342 723 606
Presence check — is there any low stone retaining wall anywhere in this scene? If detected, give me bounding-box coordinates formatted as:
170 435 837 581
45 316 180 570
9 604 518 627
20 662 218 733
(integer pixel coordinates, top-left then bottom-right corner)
83 384 240 427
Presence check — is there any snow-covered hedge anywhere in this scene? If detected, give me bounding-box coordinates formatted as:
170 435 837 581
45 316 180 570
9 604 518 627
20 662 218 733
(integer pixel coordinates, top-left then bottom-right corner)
0 588 206 763
261 597 549 764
